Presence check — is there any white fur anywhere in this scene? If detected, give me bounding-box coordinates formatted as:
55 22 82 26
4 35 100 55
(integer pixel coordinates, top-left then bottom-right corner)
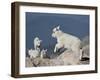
33 37 42 52
54 43 64 52
28 49 40 59
52 25 82 60
28 37 42 59
40 49 47 58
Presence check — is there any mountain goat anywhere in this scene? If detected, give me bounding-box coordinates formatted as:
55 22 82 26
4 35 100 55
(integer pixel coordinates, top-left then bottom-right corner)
33 37 42 52
40 49 47 58
28 49 40 59
52 25 82 60
28 37 42 59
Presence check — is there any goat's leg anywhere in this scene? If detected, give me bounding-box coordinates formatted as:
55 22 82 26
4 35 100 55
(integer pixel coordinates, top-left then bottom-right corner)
54 46 57 53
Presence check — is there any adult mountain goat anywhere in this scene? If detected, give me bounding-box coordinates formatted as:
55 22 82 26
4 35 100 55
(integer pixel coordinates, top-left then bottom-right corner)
52 25 82 60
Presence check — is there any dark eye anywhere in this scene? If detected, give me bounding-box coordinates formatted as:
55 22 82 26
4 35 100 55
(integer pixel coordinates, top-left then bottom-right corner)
56 28 59 31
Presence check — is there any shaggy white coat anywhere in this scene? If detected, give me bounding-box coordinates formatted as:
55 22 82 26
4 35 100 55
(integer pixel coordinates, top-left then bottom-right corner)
28 49 40 58
52 26 82 60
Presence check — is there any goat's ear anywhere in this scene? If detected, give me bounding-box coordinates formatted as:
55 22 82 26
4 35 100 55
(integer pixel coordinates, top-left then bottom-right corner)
57 25 60 30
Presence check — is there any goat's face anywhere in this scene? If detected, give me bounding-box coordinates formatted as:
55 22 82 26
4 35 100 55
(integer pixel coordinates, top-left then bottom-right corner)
52 26 61 38
41 49 47 54
34 37 42 46
36 40 42 46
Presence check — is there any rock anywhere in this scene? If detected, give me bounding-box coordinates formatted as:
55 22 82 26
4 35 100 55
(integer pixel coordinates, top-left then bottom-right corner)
57 50 80 65
81 36 89 47
30 58 63 67
82 45 89 58
25 57 33 67
26 46 90 67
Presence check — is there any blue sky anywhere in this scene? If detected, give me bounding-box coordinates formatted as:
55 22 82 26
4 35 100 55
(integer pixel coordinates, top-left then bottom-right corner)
26 12 89 55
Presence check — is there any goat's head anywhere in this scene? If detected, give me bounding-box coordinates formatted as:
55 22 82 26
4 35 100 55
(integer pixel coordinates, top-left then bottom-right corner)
34 37 42 46
41 49 47 55
52 25 62 38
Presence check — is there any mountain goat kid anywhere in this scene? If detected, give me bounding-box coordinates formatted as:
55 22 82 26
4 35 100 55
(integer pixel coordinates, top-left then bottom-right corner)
40 49 47 58
33 37 42 52
28 37 42 59
28 49 40 59
52 25 82 60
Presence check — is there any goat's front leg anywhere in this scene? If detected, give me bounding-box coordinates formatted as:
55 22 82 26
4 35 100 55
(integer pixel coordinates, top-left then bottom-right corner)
54 44 58 53
54 44 61 53
54 46 57 53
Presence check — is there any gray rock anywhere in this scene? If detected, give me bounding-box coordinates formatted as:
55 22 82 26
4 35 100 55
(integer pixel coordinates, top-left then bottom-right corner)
25 57 33 67
26 44 90 67
82 45 89 58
